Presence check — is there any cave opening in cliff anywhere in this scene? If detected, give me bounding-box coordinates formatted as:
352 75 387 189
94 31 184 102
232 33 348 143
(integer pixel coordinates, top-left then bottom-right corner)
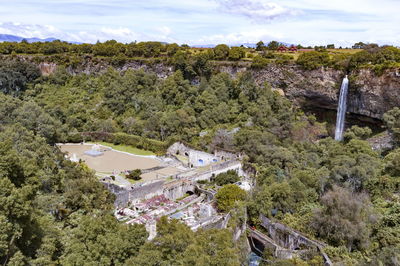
303 107 384 138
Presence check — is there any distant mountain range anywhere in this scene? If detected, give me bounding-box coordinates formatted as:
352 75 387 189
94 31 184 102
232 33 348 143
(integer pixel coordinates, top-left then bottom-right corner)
0 34 80 43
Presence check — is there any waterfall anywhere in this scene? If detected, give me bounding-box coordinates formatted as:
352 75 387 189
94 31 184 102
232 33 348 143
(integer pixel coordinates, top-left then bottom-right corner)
334 75 349 141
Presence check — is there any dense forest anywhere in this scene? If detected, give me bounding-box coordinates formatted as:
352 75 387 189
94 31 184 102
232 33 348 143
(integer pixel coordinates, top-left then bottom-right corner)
0 41 400 265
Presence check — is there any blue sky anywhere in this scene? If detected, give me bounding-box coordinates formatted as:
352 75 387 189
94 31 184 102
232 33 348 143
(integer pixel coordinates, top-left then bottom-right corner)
0 0 399 46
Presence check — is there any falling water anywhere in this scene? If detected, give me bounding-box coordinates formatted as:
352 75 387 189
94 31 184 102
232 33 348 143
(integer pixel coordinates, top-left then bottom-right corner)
334 75 349 141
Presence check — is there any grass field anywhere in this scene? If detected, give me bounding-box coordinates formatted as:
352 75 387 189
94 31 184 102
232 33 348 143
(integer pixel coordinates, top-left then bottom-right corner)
89 142 156 156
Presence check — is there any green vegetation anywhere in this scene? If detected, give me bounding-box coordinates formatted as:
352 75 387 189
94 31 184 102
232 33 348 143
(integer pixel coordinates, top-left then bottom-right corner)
383 107 400 145
215 184 247 212
127 169 142 181
128 217 240 266
1 42 400 265
91 141 156 156
2 40 399 76
296 51 330 70
213 170 240 186
295 45 400 72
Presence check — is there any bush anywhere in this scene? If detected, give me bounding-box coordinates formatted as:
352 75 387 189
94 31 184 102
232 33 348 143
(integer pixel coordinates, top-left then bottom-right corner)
112 132 168 154
215 184 246 212
127 169 142 180
214 170 240 186
251 56 270 69
383 107 400 146
228 47 245 61
296 51 330 70
213 44 230 60
70 132 169 155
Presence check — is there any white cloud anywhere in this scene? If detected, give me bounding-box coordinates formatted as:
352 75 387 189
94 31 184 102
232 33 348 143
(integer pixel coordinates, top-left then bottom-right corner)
98 27 142 42
1 0 400 46
158 26 172 37
195 28 283 44
0 22 170 43
0 22 64 39
214 0 298 22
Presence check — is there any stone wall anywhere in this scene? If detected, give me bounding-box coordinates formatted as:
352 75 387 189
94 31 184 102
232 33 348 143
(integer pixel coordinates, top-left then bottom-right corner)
259 214 332 265
103 180 165 207
162 180 195 200
167 142 239 168
192 160 244 181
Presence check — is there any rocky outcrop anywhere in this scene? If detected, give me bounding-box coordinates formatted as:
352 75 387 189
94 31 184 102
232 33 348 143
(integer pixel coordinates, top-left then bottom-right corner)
367 131 394 151
250 65 343 112
18 55 174 78
349 68 400 119
219 64 400 121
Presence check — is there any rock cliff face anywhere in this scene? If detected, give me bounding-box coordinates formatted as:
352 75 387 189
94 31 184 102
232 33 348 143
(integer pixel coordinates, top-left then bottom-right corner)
28 55 173 78
30 56 400 122
349 69 400 119
220 64 400 121
250 65 343 112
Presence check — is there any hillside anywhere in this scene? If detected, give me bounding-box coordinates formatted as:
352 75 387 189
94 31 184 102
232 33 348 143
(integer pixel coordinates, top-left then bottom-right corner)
0 42 400 265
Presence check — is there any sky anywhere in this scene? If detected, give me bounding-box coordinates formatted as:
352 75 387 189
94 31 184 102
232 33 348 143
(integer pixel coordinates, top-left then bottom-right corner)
0 0 399 46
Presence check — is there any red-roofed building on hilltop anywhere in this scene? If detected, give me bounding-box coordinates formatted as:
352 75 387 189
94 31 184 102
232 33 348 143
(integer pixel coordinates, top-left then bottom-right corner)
289 45 298 52
277 46 287 52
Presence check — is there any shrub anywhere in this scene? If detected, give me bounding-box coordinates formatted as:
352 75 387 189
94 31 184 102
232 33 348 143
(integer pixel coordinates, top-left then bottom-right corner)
214 170 240 186
215 184 246 212
69 132 169 155
127 169 142 180
296 51 330 70
251 56 270 69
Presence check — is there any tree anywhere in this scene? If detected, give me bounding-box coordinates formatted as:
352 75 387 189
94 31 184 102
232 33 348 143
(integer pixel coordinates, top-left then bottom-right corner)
161 70 194 106
128 217 240 265
14 101 61 144
213 44 230 60
383 148 400 177
311 186 375 251
327 44 335 49
343 126 372 141
60 215 147 265
296 51 330 70
267 41 280 50
127 169 142 180
0 59 40 95
228 47 245 61
179 229 240 266
214 170 240 186
93 40 124 56
256 41 265 51
383 107 400 145
251 56 269 69
352 42 366 49
166 43 180 56
215 184 246 212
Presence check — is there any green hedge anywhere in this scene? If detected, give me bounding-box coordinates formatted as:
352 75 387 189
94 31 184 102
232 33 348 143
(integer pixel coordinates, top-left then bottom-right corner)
66 132 169 155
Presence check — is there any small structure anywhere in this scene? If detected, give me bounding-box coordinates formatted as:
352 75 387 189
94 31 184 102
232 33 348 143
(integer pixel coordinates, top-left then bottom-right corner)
277 46 287 52
84 144 104 157
288 45 298 52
